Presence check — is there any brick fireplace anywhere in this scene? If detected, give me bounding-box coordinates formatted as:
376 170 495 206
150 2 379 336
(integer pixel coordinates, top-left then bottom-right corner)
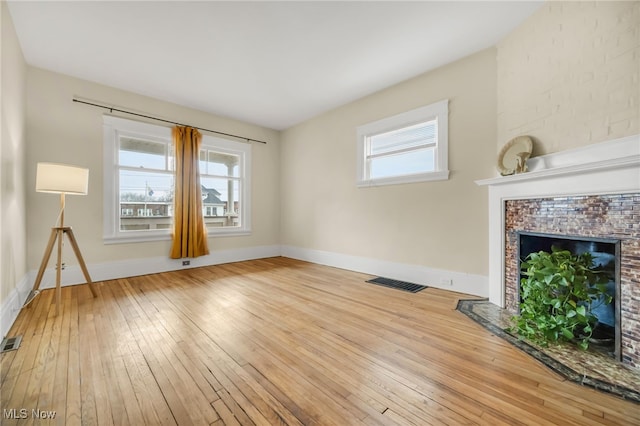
476 135 640 369
505 194 638 365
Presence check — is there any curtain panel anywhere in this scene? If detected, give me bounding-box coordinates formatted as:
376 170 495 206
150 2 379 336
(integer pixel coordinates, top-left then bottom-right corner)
170 126 209 259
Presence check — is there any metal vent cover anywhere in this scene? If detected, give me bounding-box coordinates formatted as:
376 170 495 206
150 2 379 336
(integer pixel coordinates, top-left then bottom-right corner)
366 277 427 293
0 335 22 353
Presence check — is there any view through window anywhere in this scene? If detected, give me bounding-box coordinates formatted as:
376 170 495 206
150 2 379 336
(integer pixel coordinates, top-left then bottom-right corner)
356 99 449 187
104 116 251 243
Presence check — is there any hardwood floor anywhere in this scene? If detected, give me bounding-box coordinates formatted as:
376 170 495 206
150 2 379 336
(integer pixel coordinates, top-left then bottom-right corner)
2 257 639 425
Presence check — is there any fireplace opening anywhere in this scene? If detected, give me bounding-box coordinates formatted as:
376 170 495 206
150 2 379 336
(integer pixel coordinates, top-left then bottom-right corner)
517 231 621 360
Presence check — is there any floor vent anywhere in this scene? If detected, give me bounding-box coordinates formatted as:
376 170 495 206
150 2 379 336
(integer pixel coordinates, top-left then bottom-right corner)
366 277 427 293
0 336 22 353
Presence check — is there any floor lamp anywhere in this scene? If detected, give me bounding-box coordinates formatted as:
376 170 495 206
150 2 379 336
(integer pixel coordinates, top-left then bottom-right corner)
24 163 97 315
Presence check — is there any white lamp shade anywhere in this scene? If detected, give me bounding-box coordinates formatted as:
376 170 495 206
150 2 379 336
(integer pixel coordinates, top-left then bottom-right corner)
36 163 89 195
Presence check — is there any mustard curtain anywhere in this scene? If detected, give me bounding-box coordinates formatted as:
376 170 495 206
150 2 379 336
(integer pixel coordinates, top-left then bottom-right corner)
170 126 209 259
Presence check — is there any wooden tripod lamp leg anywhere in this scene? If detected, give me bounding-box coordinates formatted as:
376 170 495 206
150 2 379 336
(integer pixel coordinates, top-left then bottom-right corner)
55 228 64 316
24 228 59 308
65 228 97 298
23 227 97 316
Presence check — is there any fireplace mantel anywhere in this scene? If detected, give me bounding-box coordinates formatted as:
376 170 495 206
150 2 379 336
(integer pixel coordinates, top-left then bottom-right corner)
476 134 640 307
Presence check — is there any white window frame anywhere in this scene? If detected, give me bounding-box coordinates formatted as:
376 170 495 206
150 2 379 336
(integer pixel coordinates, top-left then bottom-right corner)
103 115 251 244
198 137 251 236
356 99 449 187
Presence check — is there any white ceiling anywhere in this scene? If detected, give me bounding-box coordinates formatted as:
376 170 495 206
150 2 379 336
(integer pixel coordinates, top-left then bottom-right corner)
8 1 542 130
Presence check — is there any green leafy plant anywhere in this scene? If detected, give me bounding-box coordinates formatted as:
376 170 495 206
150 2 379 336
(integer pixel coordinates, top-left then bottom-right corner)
512 246 611 350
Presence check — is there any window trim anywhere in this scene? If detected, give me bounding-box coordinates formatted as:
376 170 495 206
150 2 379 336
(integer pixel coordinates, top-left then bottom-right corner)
356 99 449 187
103 115 251 244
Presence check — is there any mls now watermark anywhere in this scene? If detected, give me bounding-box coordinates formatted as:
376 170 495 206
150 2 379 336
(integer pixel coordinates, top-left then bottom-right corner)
3 408 57 419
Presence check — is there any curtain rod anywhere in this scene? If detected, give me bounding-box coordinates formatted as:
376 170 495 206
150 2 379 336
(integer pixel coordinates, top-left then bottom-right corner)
72 98 268 144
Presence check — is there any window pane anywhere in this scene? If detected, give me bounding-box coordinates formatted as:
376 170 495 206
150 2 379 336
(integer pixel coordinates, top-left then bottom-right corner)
201 151 240 177
368 147 435 179
201 177 240 228
119 169 174 231
119 137 168 170
369 120 437 156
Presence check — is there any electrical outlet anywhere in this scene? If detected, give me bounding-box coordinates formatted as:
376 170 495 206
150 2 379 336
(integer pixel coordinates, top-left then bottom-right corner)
182 260 190 266
440 278 453 287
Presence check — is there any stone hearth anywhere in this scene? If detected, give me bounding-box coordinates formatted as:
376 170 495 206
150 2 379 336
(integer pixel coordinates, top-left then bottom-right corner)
457 299 640 403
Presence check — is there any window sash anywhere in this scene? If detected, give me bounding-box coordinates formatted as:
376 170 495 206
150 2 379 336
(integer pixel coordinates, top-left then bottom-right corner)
366 140 437 160
367 119 437 157
104 115 252 243
117 148 244 232
356 99 449 187
364 119 438 174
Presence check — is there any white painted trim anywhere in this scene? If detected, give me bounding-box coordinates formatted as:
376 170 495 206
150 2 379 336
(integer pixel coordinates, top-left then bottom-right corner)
28 245 282 290
1 274 31 339
21 244 488 296
356 170 449 188
102 115 174 242
476 134 640 307
102 115 253 244
281 245 488 297
356 99 449 187
476 134 640 186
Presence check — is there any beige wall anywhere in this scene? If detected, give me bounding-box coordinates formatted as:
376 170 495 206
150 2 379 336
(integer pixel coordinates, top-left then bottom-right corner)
25 68 280 270
1 1 27 304
280 49 497 278
497 1 639 155
13 0 634 295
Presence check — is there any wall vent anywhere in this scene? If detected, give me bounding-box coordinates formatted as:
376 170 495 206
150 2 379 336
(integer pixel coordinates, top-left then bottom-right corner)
366 277 427 293
0 335 22 353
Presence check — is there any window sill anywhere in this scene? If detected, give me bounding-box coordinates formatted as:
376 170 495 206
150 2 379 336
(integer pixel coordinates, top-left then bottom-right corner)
208 228 252 238
357 170 449 188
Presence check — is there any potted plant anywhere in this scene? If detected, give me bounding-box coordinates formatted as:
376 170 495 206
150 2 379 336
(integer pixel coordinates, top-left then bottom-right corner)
512 246 611 350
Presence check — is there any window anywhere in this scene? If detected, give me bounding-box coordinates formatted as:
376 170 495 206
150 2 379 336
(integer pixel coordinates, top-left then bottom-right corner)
356 99 449 187
199 149 243 229
103 116 251 243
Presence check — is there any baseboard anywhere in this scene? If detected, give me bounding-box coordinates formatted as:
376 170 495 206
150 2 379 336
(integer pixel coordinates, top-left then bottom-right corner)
281 245 489 297
7 244 488 338
27 244 282 290
1 274 31 339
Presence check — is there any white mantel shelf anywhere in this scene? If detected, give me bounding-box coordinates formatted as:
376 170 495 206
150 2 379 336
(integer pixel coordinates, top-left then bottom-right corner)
476 134 640 187
476 155 640 187
476 134 640 308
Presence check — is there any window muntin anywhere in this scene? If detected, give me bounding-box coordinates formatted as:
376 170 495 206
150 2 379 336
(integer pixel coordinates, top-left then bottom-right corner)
104 116 251 243
357 100 449 187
